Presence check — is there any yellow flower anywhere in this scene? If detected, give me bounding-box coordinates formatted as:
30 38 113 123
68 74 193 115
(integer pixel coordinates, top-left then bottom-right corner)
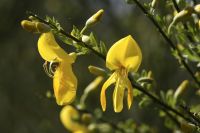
101 35 142 113
38 32 77 105
60 105 88 133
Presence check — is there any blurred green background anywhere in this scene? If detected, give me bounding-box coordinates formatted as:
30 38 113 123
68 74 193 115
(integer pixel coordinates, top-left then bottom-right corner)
0 0 197 132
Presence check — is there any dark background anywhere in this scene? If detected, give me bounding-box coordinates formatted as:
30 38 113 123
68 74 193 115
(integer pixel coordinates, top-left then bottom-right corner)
0 0 199 132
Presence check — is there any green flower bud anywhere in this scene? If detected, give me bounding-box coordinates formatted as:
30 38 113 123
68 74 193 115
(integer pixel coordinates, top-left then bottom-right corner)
174 80 189 99
82 35 90 43
168 7 194 33
151 0 158 8
147 71 153 78
177 44 185 51
88 65 106 76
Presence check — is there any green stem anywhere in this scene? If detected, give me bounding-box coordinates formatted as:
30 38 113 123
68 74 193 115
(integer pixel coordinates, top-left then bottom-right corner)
179 104 200 126
162 108 180 127
128 75 196 125
26 11 106 61
80 26 87 34
131 0 200 87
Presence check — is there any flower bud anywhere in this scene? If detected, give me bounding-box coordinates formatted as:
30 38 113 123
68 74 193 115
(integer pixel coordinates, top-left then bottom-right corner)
85 9 104 27
151 0 158 8
177 44 185 51
88 65 106 76
21 20 38 33
168 7 194 33
147 71 153 78
174 7 194 21
82 35 90 43
194 4 200 14
174 80 189 99
21 20 50 33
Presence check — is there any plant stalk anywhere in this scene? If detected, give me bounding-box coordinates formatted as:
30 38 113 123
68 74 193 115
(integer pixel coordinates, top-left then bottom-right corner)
132 0 200 87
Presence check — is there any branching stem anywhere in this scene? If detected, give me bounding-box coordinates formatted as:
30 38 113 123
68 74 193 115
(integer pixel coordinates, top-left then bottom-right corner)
132 0 200 87
26 11 200 129
171 0 195 42
27 11 106 60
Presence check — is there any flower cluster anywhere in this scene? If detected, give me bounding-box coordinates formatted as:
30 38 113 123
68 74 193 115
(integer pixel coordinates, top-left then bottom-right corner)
21 9 142 132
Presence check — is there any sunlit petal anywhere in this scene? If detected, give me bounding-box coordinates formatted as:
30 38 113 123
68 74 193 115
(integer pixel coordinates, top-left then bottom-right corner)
100 73 116 111
106 35 142 71
38 32 74 63
53 60 77 105
126 78 133 109
124 56 141 72
113 77 125 113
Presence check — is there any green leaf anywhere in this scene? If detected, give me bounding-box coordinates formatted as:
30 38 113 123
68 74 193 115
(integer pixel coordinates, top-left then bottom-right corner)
99 41 107 55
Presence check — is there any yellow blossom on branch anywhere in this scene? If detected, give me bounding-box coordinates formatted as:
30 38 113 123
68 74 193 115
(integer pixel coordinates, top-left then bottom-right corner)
38 32 77 105
101 35 142 113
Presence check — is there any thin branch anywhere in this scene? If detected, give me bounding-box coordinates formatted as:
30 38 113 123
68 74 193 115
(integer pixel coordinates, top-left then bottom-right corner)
162 108 180 127
179 104 200 126
132 0 200 87
25 11 200 128
26 11 106 61
128 74 196 125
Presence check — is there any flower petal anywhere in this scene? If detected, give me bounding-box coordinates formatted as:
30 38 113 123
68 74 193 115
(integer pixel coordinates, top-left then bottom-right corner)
113 77 125 113
60 105 88 132
53 60 77 105
106 35 142 72
126 78 133 109
38 32 74 63
100 73 116 111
